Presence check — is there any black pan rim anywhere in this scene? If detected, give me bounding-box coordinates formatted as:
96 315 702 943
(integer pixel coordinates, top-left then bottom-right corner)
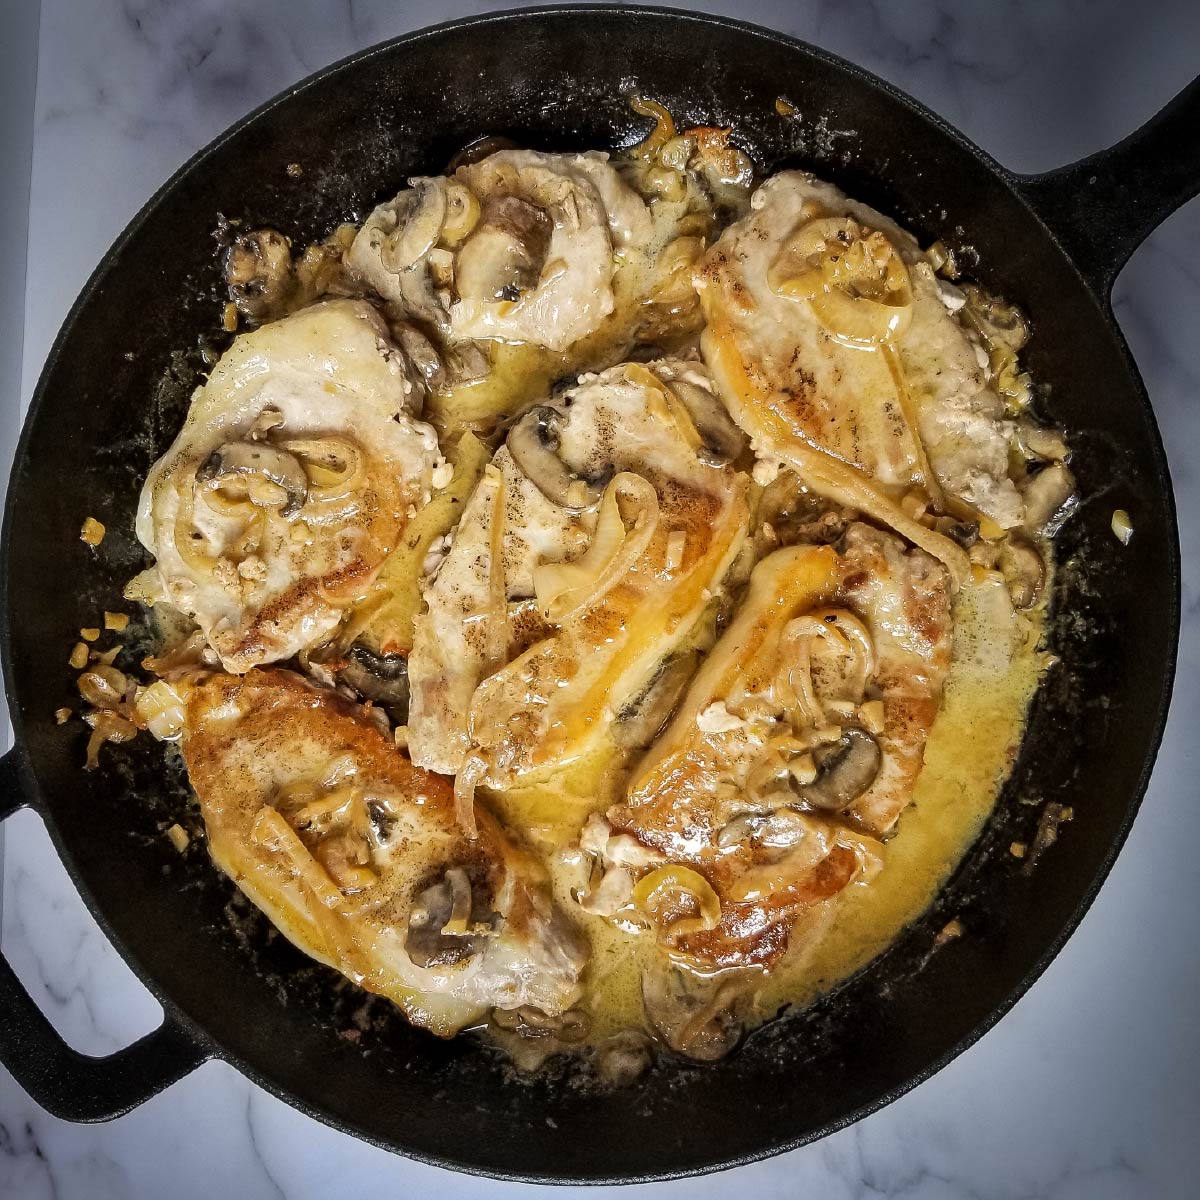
0 4 1182 1183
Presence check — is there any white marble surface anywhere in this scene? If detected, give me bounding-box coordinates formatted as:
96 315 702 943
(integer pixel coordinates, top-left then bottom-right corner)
2 1 1199 1196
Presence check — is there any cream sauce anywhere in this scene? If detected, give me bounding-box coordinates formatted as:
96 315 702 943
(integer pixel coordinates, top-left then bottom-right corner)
485 573 1045 1045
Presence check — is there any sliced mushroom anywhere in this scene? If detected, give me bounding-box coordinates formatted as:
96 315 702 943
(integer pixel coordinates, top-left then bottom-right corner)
1021 462 1075 532
507 406 607 511
196 441 308 518
613 651 699 750
933 516 980 549
593 1030 655 1086
491 1005 589 1043
245 407 284 441
455 195 552 302
716 807 808 851
338 644 410 722
795 727 882 812
405 866 495 968
666 378 747 466
642 964 748 1062
1000 535 1046 609
379 178 448 273
225 229 294 323
444 340 490 385
393 323 445 398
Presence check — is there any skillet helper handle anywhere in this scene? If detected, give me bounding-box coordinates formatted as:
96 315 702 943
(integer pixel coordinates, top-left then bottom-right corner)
0 749 210 1121
1014 76 1200 297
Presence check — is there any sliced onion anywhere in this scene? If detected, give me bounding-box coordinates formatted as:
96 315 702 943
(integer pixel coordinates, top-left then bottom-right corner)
453 752 486 840
83 710 137 770
173 480 218 572
769 217 913 347
441 181 481 245
280 437 365 502
880 341 944 510
532 473 660 624
291 785 357 829
631 864 721 938
199 479 257 520
630 97 677 162
486 467 510 671
773 623 823 728
776 606 875 724
77 665 128 710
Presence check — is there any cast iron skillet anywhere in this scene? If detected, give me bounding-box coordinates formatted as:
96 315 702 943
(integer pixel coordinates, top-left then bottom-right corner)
0 6 1195 1184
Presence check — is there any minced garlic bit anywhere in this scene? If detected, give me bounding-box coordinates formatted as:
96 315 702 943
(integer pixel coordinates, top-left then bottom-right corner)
165 823 190 853
751 457 782 487
858 699 886 735
1111 508 1133 546
900 489 928 520
664 529 686 572
934 917 964 947
1010 841 1027 858
104 611 129 631
80 517 105 546
286 162 303 179
393 724 410 750
80 627 100 642
775 96 797 117
69 642 90 669
787 753 817 786
430 461 455 491
54 707 72 725
223 302 239 332
697 701 743 734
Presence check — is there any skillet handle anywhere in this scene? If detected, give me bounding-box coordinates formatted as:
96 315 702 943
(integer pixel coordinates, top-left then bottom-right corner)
0 749 211 1121
1013 76 1200 298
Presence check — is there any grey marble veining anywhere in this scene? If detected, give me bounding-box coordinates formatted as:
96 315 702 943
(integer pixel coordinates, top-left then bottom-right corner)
2 2 1198 1197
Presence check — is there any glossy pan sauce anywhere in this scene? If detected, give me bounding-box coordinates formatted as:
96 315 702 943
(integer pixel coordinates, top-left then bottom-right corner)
113 113 1061 1073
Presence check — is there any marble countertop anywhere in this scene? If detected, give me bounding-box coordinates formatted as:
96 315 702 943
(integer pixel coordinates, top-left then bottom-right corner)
3 2 1199 1197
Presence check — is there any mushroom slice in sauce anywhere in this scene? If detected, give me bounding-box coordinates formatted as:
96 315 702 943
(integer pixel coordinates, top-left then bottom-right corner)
797 727 883 812
196 441 309 518
448 149 651 352
406 866 495 967
642 963 753 1062
337 644 410 722
225 228 294 323
454 195 553 302
345 178 453 329
506 405 606 511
